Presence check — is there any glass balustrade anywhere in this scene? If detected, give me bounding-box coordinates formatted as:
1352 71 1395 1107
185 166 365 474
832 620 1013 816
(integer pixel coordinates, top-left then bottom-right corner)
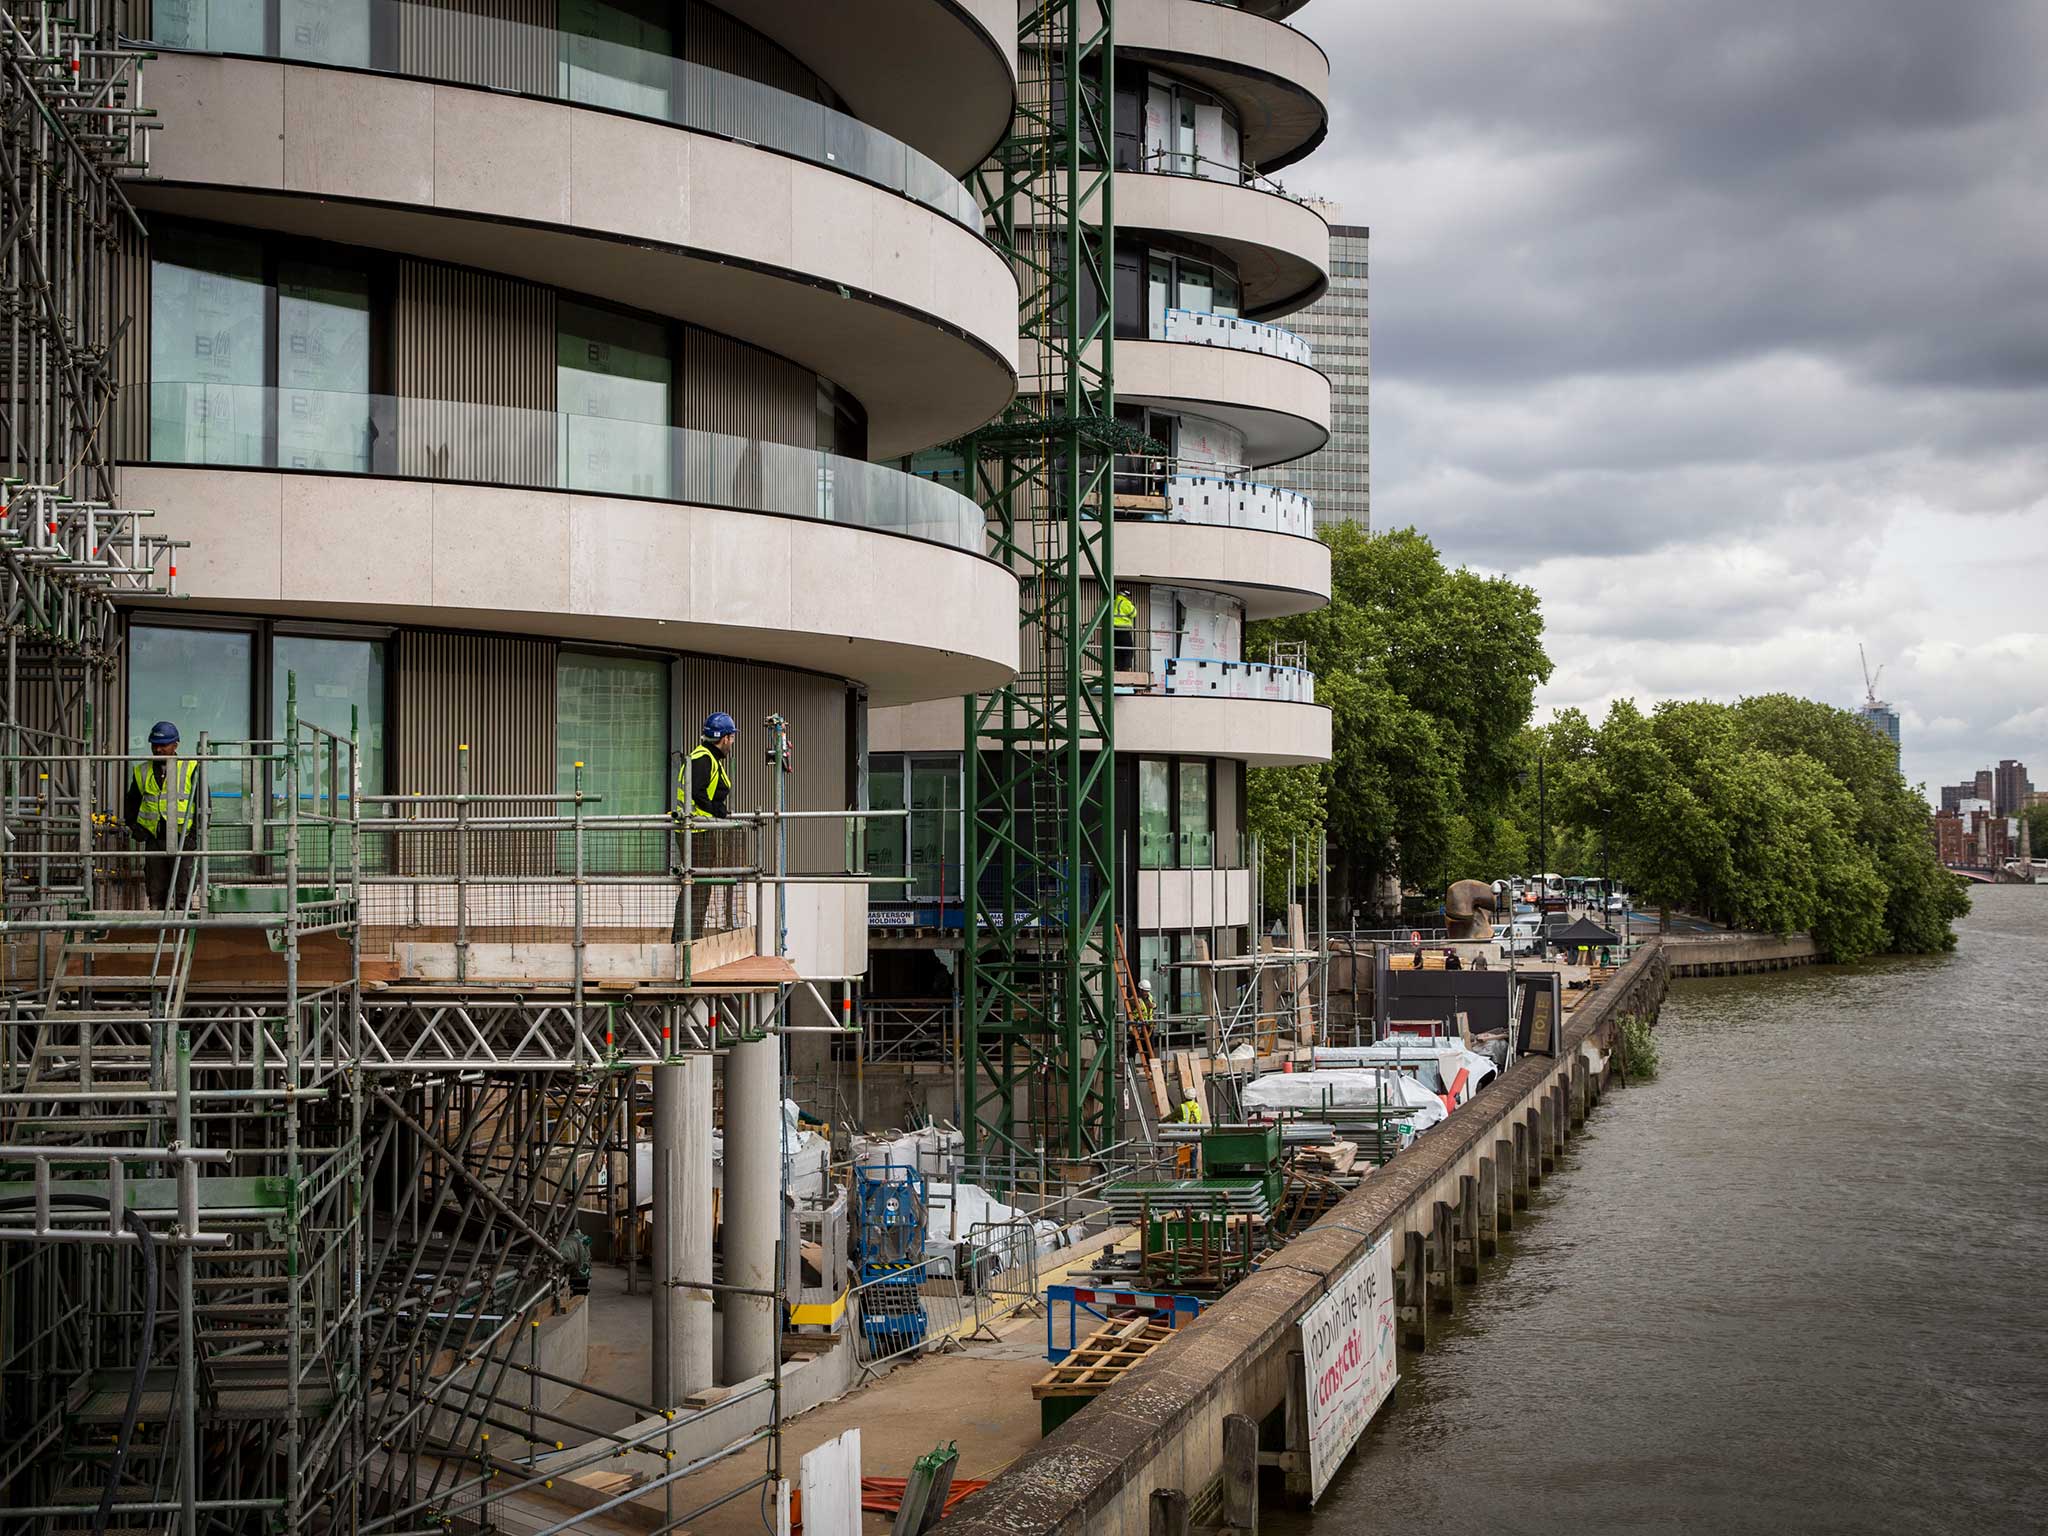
148 382 989 553
1158 306 1314 366
143 0 983 231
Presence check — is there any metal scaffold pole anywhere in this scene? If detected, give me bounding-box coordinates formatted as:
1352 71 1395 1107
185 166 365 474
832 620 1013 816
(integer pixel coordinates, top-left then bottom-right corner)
963 0 1120 1174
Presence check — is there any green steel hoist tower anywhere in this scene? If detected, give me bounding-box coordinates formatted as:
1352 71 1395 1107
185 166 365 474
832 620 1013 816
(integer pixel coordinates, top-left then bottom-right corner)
962 0 1120 1169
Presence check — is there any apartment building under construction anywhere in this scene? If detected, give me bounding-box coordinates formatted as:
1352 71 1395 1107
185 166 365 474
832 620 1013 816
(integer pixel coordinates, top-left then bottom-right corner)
1 0 1354 1527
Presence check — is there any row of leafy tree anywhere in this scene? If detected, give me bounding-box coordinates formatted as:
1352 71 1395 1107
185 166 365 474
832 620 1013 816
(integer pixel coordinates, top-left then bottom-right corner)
1533 696 1968 960
1245 524 1966 961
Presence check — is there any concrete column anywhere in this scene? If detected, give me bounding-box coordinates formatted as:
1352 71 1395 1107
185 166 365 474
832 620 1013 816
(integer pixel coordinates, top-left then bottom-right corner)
1573 1057 1590 1124
1477 1158 1500 1258
722 999 781 1384
1554 1083 1569 1147
1538 1102 1556 1175
1397 1229 1428 1350
651 1050 713 1404
1453 1175 1480 1285
1428 1201 1456 1316
1511 1122 1530 1208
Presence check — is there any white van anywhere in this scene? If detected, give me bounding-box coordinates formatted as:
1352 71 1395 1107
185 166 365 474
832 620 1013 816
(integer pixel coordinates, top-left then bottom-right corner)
1495 920 1542 957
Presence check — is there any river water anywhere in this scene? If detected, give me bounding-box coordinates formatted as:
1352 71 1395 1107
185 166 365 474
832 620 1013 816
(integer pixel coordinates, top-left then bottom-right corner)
1279 884 2048 1535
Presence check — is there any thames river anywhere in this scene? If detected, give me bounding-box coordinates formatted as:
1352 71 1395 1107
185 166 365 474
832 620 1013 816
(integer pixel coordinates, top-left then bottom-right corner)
1280 883 2048 1535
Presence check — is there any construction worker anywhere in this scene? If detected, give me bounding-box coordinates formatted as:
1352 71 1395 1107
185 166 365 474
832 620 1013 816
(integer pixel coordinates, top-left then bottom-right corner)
1133 977 1156 1024
672 712 739 941
1112 586 1137 673
123 720 200 910
1176 1092 1204 1125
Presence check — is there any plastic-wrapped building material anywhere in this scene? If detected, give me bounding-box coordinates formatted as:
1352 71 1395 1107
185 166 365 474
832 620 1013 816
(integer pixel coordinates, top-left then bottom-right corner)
1240 1068 1448 1133
852 1124 963 1182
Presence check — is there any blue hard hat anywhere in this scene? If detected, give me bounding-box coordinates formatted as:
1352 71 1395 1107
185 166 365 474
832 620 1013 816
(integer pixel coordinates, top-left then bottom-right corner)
702 711 738 741
147 720 180 747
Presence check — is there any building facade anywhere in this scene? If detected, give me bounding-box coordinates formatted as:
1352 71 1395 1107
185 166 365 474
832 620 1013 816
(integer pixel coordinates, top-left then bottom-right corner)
1260 220 1369 529
1941 761 2031 816
863 0 1338 1100
1995 759 2033 817
123 0 1023 903
1855 698 1900 756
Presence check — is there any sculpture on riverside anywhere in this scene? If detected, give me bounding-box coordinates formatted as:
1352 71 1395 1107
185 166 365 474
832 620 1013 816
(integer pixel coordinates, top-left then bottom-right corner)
1445 878 1501 940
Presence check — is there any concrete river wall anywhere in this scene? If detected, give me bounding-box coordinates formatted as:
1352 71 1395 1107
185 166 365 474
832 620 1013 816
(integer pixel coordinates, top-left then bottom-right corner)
942 940 1677 1536
1662 932 1818 976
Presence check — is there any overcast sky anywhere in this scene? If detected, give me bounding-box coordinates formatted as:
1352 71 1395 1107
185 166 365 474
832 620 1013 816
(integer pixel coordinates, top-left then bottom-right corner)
1300 0 2048 803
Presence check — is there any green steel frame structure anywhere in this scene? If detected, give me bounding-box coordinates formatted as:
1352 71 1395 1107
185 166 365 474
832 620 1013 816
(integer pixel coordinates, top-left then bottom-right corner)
962 0 1120 1166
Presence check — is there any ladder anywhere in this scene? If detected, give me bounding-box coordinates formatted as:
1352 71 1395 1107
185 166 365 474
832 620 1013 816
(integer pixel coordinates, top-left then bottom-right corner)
1114 927 1169 1121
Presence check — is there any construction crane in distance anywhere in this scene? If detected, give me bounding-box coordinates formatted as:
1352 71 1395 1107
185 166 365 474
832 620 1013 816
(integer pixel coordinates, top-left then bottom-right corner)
1860 643 1886 708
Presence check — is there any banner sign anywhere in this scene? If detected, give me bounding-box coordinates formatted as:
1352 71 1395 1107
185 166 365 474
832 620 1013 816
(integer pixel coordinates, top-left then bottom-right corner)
1517 972 1562 1056
1298 1235 1398 1501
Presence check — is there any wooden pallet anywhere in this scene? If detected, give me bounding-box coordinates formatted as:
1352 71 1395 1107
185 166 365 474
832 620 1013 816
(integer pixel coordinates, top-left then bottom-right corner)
1030 1318 1177 1401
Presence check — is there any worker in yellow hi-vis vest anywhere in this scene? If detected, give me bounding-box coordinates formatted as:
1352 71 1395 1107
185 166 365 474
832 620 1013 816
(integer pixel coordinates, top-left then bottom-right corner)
1112 587 1138 674
123 720 203 910
672 711 739 942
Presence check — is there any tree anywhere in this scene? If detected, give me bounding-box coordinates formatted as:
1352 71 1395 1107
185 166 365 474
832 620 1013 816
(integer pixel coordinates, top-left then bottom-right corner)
2025 801 2048 857
1542 694 1965 960
1246 526 1551 914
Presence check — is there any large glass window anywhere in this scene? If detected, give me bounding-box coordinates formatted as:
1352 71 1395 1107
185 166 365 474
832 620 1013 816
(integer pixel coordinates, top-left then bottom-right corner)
272 633 383 870
866 757 908 888
151 228 269 466
148 0 266 54
1139 75 1240 182
150 228 374 471
1178 761 1212 869
128 625 255 809
865 754 961 904
272 634 385 794
1135 249 1243 339
559 0 672 117
558 302 673 498
279 0 372 65
556 651 669 871
1148 254 1171 338
1138 760 1173 870
276 259 372 471
907 757 960 903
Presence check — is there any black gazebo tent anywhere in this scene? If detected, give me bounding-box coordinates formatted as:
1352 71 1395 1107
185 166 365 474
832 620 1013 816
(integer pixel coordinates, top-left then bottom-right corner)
1551 916 1621 950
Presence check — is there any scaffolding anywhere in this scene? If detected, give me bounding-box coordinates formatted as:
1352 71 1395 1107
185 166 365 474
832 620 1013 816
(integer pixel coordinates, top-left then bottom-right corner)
1 0 171 825
0 690 881 1531
962 0 1121 1172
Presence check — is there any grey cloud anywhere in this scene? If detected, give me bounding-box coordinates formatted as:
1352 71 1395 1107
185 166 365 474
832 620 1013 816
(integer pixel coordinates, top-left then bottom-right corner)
1293 0 2048 795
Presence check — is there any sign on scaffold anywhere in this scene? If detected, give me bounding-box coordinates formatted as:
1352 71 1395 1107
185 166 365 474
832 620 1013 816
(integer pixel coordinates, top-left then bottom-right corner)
1297 1234 1398 1501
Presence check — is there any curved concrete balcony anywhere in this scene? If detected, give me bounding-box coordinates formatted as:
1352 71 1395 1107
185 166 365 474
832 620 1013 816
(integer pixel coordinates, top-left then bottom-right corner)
1117 173 1329 319
1117 519 1329 620
122 464 1021 708
1114 0 1330 172
1117 337 1331 468
717 0 1018 175
135 53 1019 458
1117 693 1332 767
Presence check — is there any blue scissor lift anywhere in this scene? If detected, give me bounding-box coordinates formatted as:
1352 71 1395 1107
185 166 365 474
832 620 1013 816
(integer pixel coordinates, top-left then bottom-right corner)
855 1163 931 1355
